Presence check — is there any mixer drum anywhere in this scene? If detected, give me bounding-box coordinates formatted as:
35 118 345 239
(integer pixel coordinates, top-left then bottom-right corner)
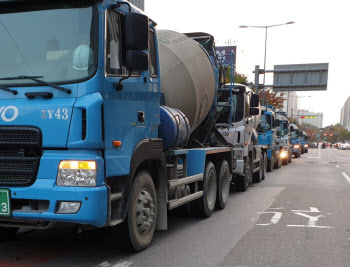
157 30 216 132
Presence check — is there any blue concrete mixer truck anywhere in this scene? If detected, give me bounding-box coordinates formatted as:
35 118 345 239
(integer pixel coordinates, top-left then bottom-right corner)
290 124 302 158
257 106 282 171
0 0 238 251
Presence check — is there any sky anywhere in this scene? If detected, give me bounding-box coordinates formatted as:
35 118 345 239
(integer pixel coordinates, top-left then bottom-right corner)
145 0 350 127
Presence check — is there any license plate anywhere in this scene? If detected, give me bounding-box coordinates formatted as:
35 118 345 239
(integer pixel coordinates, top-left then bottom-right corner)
0 189 11 217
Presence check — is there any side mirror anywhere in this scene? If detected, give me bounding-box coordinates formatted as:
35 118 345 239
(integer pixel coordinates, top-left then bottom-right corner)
250 107 259 116
125 13 149 50
125 50 149 72
250 94 260 108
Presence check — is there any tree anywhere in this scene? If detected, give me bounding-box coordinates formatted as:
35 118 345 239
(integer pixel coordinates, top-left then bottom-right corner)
259 88 286 109
223 66 248 84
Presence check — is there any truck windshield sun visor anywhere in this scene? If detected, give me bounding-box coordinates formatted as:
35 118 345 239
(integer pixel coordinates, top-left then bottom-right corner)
0 76 71 94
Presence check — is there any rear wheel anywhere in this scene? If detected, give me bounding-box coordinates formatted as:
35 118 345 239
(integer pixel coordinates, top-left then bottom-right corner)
119 170 157 252
288 152 292 163
215 160 230 210
236 157 251 192
192 161 217 217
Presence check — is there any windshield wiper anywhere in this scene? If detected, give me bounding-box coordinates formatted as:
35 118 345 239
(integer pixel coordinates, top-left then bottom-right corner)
0 75 71 94
0 84 17 95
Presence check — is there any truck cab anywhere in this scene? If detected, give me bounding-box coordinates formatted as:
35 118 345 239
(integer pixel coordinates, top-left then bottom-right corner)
290 124 302 158
302 131 309 153
217 83 265 191
257 106 282 171
275 113 292 165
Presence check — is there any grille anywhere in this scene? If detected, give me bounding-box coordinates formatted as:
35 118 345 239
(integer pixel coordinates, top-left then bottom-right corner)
0 158 39 187
0 129 40 145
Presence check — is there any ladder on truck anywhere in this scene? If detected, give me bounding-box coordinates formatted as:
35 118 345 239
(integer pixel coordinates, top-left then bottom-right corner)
216 50 236 128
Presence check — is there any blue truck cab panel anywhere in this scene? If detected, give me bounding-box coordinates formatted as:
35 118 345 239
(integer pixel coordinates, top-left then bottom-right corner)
257 106 278 160
0 0 161 227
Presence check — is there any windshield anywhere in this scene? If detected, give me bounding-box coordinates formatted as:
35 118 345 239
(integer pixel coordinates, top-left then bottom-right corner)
257 114 272 133
291 131 298 139
0 4 98 86
217 92 244 123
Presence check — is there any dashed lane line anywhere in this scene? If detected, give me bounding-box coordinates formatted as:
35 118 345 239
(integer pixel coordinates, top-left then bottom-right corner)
341 172 350 184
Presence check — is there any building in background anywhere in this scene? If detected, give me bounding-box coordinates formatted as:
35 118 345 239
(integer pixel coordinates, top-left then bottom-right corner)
340 96 350 130
280 91 298 118
297 109 323 128
129 0 144 10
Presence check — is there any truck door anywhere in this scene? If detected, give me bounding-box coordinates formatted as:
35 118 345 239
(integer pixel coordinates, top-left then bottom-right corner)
102 9 160 178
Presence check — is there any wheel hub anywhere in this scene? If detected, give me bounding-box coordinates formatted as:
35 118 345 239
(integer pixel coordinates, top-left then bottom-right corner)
136 189 155 235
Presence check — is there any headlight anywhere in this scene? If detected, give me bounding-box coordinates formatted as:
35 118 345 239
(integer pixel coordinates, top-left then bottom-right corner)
280 151 287 158
57 160 97 187
304 144 309 147
293 145 300 149
234 150 243 160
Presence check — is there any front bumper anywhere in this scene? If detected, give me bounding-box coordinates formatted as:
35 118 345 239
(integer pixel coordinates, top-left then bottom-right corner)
232 159 244 175
0 150 108 228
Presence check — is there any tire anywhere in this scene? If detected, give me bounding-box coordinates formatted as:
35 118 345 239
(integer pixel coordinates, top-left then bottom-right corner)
192 161 217 217
119 170 157 252
0 227 18 241
301 147 305 154
305 149 308 153
261 153 267 180
215 160 230 210
266 157 273 172
282 157 288 166
288 152 292 163
274 157 282 169
253 156 262 183
294 152 299 158
236 157 251 192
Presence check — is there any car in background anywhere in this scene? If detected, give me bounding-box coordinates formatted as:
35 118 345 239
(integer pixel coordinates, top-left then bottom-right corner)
339 143 350 150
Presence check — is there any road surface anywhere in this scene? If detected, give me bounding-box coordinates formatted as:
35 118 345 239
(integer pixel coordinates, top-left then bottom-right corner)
1 147 350 267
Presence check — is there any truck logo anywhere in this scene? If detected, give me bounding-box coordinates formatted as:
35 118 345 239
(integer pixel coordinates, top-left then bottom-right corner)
0 106 19 122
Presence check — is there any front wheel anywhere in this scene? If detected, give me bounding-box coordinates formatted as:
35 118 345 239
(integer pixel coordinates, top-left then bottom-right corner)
266 157 273 172
253 156 263 183
236 157 251 192
261 153 267 180
288 152 292 163
120 170 157 252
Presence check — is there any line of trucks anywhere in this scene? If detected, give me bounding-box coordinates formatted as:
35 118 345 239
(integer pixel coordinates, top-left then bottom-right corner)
0 0 309 251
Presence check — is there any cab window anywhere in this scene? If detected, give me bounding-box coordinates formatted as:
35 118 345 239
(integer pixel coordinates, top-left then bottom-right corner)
105 10 140 76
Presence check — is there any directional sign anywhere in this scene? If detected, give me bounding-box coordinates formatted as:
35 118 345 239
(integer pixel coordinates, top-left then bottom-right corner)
215 46 236 66
273 63 328 91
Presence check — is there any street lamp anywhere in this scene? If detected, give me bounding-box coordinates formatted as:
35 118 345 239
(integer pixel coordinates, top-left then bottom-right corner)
239 21 295 103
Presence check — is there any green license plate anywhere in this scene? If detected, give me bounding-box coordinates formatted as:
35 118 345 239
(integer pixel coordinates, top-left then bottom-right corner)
0 189 10 217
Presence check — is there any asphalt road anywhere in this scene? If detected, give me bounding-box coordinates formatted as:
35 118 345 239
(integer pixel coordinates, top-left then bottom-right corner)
1 147 350 267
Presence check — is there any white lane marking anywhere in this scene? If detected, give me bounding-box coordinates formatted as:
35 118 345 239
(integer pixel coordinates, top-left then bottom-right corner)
98 262 111 267
288 207 333 229
336 165 340 168
268 207 285 210
308 148 321 158
113 261 133 267
256 212 283 226
291 207 320 213
98 261 133 267
341 172 350 184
